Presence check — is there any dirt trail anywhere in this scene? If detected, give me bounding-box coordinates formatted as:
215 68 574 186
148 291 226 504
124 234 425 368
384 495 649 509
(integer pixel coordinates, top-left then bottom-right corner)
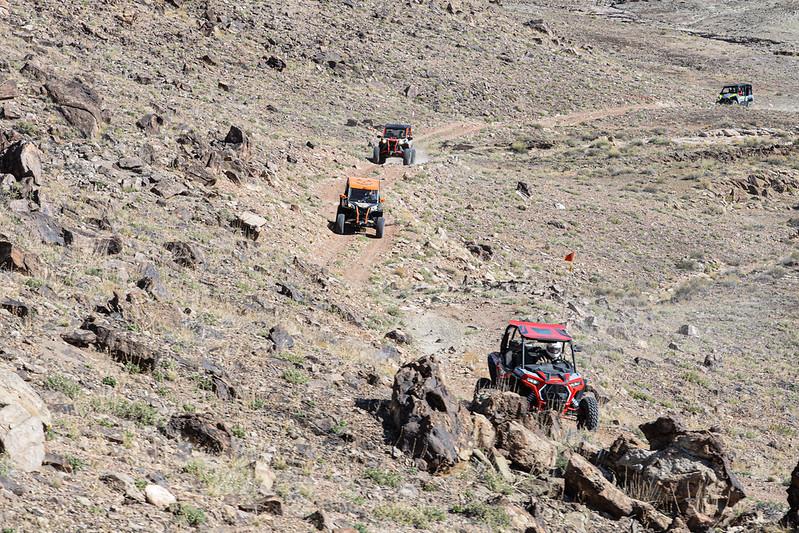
535 102 670 127
310 108 663 283
311 121 485 284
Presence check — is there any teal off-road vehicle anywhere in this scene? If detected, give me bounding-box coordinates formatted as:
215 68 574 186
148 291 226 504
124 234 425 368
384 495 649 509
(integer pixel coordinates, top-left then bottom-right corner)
717 84 753 106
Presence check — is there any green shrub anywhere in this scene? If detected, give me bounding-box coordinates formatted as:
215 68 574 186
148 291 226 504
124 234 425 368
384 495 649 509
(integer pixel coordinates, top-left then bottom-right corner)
175 503 206 527
510 140 528 153
364 468 402 488
44 374 81 399
451 501 510 528
91 398 160 426
375 504 445 528
282 369 309 385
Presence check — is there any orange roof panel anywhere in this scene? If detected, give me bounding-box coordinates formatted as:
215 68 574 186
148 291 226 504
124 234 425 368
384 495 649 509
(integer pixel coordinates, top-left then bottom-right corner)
348 177 380 191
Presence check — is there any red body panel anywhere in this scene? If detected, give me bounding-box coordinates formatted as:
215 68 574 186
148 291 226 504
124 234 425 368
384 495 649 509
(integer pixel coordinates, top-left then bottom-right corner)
491 360 585 416
381 138 404 157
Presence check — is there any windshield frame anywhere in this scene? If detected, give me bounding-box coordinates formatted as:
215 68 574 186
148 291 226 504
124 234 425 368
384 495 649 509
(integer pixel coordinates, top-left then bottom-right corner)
348 187 379 204
521 339 577 370
383 127 407 139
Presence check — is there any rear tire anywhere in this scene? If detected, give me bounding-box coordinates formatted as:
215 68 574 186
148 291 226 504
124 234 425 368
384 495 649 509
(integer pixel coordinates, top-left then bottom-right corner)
372 145 381 164
335 213 346 235
576 395 599 431
375 217 385 239
402 149 412 166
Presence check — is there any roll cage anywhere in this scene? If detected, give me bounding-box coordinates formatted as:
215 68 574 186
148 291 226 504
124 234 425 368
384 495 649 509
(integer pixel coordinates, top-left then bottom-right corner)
500 321 579 371
382 124 412 140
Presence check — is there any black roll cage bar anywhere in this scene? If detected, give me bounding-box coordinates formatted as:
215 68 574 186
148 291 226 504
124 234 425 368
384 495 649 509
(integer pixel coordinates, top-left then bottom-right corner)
500 324 578 371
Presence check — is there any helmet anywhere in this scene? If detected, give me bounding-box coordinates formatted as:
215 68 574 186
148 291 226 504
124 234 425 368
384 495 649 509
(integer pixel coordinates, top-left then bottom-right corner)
546 343 562 358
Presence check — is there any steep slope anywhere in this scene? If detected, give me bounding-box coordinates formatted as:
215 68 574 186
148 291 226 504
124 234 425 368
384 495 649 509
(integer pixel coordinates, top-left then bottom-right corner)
0 0 798 532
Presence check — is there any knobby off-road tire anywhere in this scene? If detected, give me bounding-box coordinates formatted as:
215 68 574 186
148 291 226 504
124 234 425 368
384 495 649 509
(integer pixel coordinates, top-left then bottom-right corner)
402 149 412 166
474 377 493 399
410 148 417 164
375 216 385 238
372 145 381 164
335 213 346 235
576 395 599 431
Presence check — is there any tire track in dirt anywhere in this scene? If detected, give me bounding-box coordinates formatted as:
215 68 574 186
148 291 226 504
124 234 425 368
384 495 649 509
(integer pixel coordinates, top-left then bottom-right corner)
311 107 662 284
534 102 670 127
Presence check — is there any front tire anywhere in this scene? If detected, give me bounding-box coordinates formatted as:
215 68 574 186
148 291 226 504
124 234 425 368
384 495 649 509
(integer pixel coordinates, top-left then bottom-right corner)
375 216 385 239
576 395 599 431
372 145 381 164
402 149 412 166
474 377 493 398
335 213 346 235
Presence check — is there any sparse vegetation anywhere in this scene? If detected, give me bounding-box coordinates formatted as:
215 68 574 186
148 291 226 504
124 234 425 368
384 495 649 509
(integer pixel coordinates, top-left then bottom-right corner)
182 459 257 497
282 369 309 385
44 374 81 399
90 398 161 426
375 504 445 528
364 468 402 488
1 2 798 531
174 503 206 527
451 501 510 528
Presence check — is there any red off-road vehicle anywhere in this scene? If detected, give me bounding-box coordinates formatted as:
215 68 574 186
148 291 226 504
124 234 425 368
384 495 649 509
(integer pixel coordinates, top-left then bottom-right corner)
477 321 599 431
373 123 416 165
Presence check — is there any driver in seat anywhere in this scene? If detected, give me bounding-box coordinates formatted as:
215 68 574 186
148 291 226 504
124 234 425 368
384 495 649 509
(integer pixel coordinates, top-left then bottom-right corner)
545 342 563 360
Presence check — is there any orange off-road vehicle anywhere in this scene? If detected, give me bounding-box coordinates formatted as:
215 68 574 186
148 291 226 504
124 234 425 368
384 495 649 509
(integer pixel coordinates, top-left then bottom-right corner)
335 177 385 238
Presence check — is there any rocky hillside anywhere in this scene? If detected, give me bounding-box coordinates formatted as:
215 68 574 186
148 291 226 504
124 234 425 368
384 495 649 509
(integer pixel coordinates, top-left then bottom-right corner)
1 0 798 531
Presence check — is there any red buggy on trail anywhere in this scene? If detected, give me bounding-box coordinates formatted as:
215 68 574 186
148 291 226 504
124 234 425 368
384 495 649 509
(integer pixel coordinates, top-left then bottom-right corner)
477 321 600 431
372 123 416 165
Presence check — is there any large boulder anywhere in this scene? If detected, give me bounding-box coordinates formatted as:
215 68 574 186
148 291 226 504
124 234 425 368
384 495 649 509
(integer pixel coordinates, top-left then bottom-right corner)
162 413 232 455
0 368 52 472
566 454 634 518
0 80 16 100
495 420 557 475
80 317 161 372
388 355 473 473
0 140 42 186
0 241 40 275
780 459 799 528
472 389 529 424
603 417 745 530
45 78 108 138
565 454 670 531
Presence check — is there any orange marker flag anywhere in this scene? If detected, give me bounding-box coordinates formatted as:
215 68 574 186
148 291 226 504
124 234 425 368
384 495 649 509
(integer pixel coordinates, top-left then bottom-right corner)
564 252 575 272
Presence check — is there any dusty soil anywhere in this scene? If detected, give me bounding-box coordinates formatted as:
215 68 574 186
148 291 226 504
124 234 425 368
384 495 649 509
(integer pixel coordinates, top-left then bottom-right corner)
0 0 797 531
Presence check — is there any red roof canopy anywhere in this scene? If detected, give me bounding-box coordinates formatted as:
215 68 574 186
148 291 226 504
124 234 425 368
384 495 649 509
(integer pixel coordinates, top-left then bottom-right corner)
509 321 572 342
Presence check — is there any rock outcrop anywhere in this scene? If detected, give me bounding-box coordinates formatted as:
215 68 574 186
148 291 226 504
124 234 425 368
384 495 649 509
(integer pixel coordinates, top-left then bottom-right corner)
45 78 108 138
565 454 670 531
79 317 161 371
388 355 473 473
0 241 40 275
495 420 557 474
0 368 52 472
780 459 799 528
163 413 232 455
602 417 745 530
